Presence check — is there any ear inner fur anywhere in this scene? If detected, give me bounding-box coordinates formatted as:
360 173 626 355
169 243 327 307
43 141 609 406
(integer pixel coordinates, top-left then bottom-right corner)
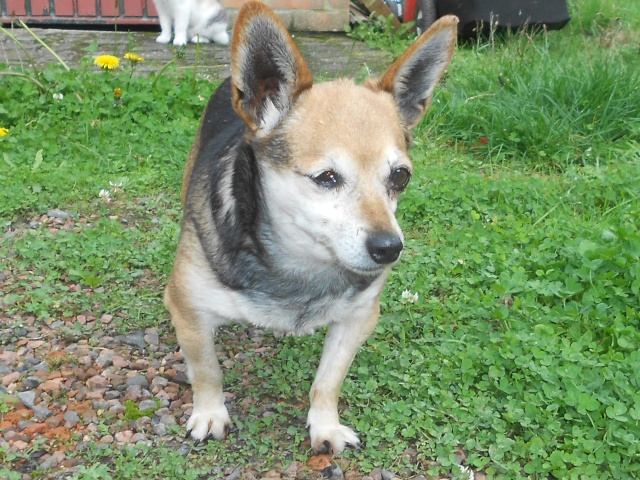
230 1 313 134
368 15 458 129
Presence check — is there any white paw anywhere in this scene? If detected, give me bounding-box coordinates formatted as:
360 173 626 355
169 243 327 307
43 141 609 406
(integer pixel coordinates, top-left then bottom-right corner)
173 37 188 46
213 32 230 45
190 35 211 44
185 404 232 442
308 409 361 454
156 34 171 44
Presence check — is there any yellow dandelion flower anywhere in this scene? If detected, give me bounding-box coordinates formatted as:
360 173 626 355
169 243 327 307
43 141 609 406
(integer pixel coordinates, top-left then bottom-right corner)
94 55 120 70
124 52 144 63
114 87 122 100
0 127 9 136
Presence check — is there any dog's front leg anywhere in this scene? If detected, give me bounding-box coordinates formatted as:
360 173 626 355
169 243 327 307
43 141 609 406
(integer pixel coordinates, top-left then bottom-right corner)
307 306 379 454
166 289 232 442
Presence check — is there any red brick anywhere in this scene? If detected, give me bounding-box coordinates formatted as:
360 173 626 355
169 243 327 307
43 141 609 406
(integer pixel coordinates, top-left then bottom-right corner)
5 0 27 16
147 0 158 16
54 0 75 16
125 0 144 17
100 0 120 17
29 0 50 15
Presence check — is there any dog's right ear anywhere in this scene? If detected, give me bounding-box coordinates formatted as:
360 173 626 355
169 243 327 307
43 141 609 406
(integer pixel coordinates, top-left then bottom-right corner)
231 1 313 137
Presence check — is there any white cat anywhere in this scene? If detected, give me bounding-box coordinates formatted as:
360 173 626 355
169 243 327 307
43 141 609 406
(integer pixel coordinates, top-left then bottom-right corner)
153 0 230 46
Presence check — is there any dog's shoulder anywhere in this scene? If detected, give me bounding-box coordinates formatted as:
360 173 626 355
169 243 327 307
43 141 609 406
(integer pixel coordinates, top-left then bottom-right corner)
182 78 247 205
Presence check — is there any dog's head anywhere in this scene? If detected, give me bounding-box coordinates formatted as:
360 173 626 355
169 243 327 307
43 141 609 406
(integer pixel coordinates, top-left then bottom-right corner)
231 2 457 276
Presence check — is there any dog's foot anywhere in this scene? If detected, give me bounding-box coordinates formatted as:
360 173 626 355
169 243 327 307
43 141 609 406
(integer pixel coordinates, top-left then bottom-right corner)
185 404 232 442
309 423 361 455
156 34 171 44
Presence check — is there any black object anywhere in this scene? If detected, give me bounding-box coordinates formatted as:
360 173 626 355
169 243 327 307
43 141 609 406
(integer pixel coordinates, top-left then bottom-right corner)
436 0 570 38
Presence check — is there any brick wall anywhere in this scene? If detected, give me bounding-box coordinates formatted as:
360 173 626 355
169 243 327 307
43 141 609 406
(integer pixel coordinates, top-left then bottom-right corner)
223 0 350 31
0 0 350 31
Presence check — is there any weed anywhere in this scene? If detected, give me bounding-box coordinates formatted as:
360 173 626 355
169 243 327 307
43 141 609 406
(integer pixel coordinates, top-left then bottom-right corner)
345 13 416 57
123 398 161 421
46 353 76 371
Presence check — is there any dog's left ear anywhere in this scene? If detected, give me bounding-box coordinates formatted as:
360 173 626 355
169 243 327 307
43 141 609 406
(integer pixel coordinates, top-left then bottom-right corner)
231 1 313 137
368 15 458 130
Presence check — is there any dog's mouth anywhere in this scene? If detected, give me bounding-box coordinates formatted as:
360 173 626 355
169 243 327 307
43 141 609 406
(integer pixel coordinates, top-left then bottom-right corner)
341 258 395 278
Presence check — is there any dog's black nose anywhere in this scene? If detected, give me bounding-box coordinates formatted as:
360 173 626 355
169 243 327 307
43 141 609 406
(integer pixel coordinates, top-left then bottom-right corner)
366 231 403 265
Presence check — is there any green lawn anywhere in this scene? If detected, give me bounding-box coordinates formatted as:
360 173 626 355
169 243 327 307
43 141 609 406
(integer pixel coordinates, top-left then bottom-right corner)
1 0 639 478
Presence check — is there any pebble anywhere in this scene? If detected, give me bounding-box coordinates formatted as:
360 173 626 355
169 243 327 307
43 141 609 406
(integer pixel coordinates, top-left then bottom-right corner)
47 209 70 219
40 451 66 469
322 464 344 480
381 470 397 480
22 376 41 389
17 390 37 409
126 375 149 388
226 467 243 480
2 371 20 386
115 430 134 443
138 399 157 411
114 332 147 350
31 404 52 420
64 411 80 426
0 317 426 479
144 329 160 346
95 350 115 368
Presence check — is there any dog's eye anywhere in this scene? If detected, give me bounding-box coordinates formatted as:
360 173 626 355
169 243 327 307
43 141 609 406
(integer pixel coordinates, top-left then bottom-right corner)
389 167 411 191
312 170 341 189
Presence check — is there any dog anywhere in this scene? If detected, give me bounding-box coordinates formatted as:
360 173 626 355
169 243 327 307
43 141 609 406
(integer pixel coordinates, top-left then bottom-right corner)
164 1 458 454
153 0 229 46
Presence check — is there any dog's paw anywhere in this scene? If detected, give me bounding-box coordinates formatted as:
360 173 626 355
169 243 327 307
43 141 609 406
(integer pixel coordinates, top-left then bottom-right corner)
309 422 361 455
185 405 232 443
156 34 171 44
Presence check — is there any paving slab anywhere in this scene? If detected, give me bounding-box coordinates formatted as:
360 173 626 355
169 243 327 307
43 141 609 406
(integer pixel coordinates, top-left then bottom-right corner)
1 27 392 80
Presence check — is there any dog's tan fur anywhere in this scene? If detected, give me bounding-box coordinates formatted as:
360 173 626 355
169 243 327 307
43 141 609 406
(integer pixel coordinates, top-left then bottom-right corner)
166 1 458 454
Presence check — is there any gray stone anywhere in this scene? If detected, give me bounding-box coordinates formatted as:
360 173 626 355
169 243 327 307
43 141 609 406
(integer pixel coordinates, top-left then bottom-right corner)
114 332 147 350
64 411 80 426
159 414 176 426
47 209 70 219
126 375 149 388
381 470 397 480
95 350 115 368
17 390 37 409
138 399 157 411
152 423 167 436
143 329 159 346
31 404 52 420
22 376 41 389
321 464 344 480
226 467 243 480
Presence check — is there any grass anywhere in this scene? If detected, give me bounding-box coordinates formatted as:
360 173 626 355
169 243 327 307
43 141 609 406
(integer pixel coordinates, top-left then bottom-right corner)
1 0 639 477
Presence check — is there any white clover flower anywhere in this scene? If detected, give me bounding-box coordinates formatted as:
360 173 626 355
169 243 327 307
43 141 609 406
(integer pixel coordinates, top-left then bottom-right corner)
460 465 474 480
109 180 123 188
401 289 419 303
99 189 112 202
53 93 64 101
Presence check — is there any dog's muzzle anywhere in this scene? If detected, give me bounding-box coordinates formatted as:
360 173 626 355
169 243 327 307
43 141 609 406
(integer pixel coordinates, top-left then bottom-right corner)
366 231 403 265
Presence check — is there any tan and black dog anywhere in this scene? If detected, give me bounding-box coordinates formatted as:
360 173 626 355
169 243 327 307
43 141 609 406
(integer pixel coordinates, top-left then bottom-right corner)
165 1 457 454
